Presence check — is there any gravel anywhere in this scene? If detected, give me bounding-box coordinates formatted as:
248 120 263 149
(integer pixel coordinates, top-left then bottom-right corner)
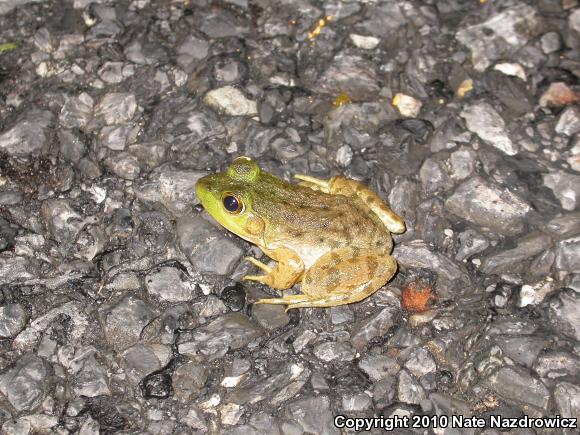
1 0 579 432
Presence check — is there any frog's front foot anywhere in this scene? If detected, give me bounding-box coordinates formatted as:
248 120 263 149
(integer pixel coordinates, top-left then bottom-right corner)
244 256 273 273
243 255 303 290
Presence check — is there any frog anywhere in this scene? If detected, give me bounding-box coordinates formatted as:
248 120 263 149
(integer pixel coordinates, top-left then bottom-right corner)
195 156 406 310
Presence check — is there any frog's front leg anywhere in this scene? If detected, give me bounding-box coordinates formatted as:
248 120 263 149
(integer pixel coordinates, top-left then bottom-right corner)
256 248 397 309
243 246 304 290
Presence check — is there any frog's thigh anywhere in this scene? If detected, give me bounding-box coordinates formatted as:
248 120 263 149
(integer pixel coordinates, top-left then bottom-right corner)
244 246 304 290
329 177 406 234
295 248 397 308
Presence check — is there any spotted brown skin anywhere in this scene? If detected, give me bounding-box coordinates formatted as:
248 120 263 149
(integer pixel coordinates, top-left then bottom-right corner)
195 157 406 309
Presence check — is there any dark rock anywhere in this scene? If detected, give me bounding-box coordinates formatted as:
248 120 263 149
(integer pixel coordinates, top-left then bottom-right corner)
455 3 542 71
173 361 208 402
547 289 580 341
0 354 48 411
59 93 94 129
85 396 128 432
177 313 264 360
461 102 517 155
227 361 310 406
484 366 549 414
315 54 380 101
284 395 339 435
0 109 54 157
350 305 400 350
313 341 356 362
445 177 531 236
396 240 471 295
177 214 244 275
221 283 247 312
251 304 289 331
98 295 158 351
0 304 28 338
145 266 197 302
94 93 137 125
136 163 207 216
480 232 552 275
141 372 172 399
554 382 580 420
543 170 580 211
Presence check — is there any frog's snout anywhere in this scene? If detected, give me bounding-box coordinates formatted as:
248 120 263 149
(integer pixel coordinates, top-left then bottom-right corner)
195 176 210 206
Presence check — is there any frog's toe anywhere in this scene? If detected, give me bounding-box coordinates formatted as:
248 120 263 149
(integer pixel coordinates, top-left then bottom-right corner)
285 304 305 312
243 274 268 284
244 256 272 273
255 295 312 306
293 174 331 192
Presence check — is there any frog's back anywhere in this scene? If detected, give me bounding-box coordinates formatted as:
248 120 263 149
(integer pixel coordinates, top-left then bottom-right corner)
253 172 393 258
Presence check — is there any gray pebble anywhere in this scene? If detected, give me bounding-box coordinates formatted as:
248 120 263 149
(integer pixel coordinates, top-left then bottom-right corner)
136 163 207 215
145 266 197 302
0 354 48 411
0 304 29 338
99 295 158 351
177 313 264 360
484 366 550 414
313 341 356 362
0 109 53 157
445 177 531 236
284 396 339 435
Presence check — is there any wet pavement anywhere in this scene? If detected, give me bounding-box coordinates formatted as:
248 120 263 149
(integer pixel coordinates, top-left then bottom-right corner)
0 0 579 433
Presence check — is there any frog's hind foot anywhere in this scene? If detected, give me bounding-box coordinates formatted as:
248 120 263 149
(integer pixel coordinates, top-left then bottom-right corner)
294 174 331 193
255 294 313 312
329 177 406 234
243 272 294 290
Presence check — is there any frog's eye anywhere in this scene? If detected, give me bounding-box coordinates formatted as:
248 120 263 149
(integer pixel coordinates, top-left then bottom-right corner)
222 193 244 214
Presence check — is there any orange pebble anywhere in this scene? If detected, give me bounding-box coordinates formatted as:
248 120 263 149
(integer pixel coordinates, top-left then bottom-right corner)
401 282 433 313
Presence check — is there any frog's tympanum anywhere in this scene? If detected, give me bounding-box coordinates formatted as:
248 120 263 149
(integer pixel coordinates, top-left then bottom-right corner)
195 157 406 310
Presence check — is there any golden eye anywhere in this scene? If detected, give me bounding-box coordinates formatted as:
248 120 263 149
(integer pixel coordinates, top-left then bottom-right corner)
222 193 244 214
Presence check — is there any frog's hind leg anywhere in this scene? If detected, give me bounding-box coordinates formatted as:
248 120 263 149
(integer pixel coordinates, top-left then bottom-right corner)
287 248 397 309
329 177 406 234
255 248 397 310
